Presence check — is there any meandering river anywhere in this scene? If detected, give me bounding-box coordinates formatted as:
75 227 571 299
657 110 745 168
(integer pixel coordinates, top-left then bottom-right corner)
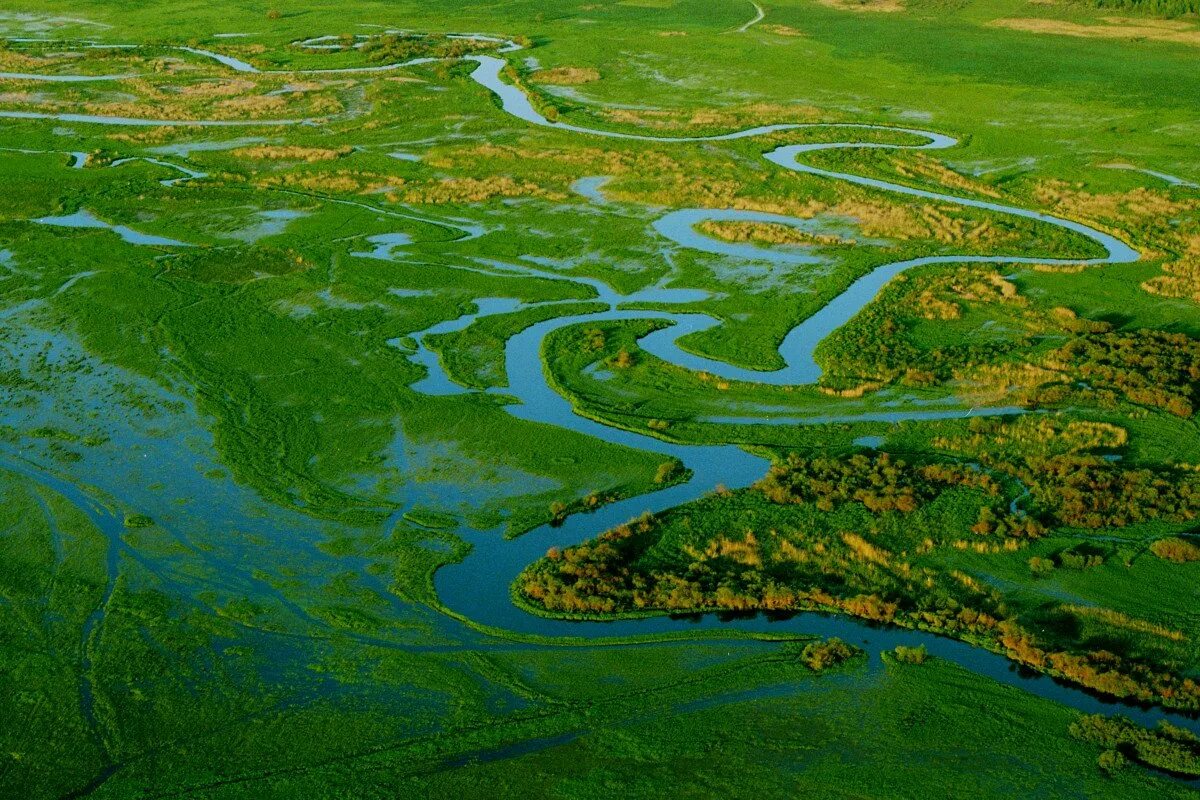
8 32 1190 735
427 46 1192 733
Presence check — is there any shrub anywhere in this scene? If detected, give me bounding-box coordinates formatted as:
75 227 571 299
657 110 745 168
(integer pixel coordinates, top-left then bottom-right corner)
1150 537 1200 563
893 645 928 664
798 638 860 671
1097 749 1127 775
1029 556 1055 576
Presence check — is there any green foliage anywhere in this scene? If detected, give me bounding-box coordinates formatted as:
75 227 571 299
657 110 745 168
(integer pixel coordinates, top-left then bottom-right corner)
1071 715 1200 778
757 452 1038 536
1044 331 1200 418
893 645 929 664
795 637 861 671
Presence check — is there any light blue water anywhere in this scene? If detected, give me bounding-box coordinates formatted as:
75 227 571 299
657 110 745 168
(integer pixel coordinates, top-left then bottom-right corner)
653 208 825 266
405 297 525 395
227 208 309 242
351 232 413 260
571 175 610 203
109 156 207 186
1102 164 1198 189
149 136 272 157
34 208 192 246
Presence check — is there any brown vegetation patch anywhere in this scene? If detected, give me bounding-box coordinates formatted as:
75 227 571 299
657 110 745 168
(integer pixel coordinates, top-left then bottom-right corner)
178 79 257 98
1151 537 1200 563
600 101 823 131
893 153 1002 198
257 170 392 194
815 0 904 12
534 66 600 85
233 145 352 162
215 93 289 117
1143 234 1200 303
1035 179 1196 223
697 219 846 246
989 16 1200 46
760 24 806 36
395 176 566 204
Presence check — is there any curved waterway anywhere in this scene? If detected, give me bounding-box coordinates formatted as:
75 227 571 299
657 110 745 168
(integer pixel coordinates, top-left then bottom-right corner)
7 30 1184 734
428 46 1188 733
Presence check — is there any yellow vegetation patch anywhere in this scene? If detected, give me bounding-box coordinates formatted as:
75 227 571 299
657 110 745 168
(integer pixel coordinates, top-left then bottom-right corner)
697 219 847 246
827 199 1015 246
459 144 984 238
1144 234 1200 303
1150 537 1200 563
773 538 810 564
915 268 1025 320
831 198 921 238
257 170 391 194
933 417 1128 454
1032 183 1200 303
950 570 987 594
84 101 202 120
815 0 904 12
689 531 763 567
600 101 822 131
233 145 352 162
956 361 1067 404
215 93 289 117
429 141 682 175
535 66 600 85
0 49 53 70
266 81 329 95
1032 262 1086 274
842 532 892 566
395 176 566 204
0 91 44 105
1063 605 1185 641
915 292 961 320
817 379 887 398
989 16 1200 46
106 126 177 145
1036 180 1197 223
760 24 806 36
893 153 1002 199
178 79 257 97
